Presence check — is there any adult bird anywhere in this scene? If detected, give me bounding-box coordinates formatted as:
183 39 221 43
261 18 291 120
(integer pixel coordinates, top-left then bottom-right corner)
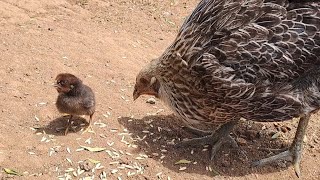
133 0 320 177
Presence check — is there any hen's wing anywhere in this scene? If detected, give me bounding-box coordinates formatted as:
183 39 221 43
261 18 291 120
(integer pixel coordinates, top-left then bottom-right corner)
159 0 320 86
156 0 320 122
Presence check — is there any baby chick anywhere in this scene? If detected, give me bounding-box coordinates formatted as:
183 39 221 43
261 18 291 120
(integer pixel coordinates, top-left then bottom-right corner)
54 73 95 135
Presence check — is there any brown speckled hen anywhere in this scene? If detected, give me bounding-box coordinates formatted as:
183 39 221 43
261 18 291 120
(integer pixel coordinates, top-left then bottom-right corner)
54 73 95 135
133 0 320 177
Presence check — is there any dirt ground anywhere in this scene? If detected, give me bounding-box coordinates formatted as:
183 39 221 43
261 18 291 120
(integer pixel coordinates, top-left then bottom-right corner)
0 0 319 179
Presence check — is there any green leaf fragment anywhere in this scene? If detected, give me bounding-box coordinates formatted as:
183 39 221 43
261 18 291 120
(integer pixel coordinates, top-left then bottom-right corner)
272 132 281 139
80 146 106 152
88 158 100 164
3 168 22 176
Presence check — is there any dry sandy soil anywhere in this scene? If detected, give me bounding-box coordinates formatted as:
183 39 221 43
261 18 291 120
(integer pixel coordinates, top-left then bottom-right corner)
0 0 319 179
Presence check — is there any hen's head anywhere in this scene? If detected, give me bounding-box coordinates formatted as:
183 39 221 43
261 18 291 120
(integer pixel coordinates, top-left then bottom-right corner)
133 60 160 100
54 73 82 94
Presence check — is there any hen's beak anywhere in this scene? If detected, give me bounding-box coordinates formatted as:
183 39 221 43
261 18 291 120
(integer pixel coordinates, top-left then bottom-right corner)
133 87 140 101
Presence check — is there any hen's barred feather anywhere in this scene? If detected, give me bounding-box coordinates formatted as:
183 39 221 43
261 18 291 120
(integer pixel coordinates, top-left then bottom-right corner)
151 0 320 124
134 0 320 177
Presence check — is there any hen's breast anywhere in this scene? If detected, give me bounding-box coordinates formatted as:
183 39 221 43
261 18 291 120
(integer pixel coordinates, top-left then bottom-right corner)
158 80 237 125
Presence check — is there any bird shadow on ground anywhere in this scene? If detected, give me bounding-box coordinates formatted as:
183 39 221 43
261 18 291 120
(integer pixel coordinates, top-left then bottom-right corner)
36 115 89 136
118 114 295 178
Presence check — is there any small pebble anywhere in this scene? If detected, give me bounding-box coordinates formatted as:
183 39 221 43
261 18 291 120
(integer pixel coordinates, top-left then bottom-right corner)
146 98 156 104
280 126 288 133
236 137 247 146
79 160 95 172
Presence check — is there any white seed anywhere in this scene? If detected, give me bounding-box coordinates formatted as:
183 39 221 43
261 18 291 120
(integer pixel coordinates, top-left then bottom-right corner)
103 114 109 118
161 149 167 153
76 148 84 152
100 134 107 138
66 158 72 164
135 157 145 160
118 166 125 170
140 154 148 158
107 141 115 146
85 137 92 144
65 168 74 172
40 137 47 142
111 169 118 174
34 115 40 121
109 161 120 165
77 169 85 175
127 171 136 176
179 167 187 171
152 153 159 156
66 147 71 154
96 165 104 170
126 152 133 156
49 150 54 156
110 129 118 132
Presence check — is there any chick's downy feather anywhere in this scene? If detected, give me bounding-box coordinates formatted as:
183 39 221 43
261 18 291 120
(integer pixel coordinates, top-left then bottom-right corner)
55 73 95 116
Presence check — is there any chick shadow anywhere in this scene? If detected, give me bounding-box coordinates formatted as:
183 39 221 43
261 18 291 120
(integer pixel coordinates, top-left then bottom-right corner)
36 115 89 136
118 115 293 177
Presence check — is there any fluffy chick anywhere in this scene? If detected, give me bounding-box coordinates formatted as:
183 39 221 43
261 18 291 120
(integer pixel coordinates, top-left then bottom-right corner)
54 73 95 135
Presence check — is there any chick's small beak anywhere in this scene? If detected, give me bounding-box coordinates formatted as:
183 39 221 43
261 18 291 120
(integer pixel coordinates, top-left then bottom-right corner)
133 86 140 101
53 83 59 88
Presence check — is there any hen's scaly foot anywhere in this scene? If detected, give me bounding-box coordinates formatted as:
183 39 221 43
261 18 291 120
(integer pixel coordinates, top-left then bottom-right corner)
253 114 310 178
176 121 238 159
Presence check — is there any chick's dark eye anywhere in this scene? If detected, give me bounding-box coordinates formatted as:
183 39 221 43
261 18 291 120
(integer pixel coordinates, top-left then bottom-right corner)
57 80 65 85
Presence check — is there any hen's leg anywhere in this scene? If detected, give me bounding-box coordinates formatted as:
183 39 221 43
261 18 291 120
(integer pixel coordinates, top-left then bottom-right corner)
176 121 238 159
253 114 310 178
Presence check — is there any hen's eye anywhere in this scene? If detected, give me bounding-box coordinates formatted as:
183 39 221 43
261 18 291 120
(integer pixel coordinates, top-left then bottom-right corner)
140 78 149 85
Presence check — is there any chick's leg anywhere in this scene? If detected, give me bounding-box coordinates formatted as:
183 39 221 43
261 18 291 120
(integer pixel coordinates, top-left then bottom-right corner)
82 113 95 134
176 121 238 159
64 115 73 135
253 114 310 178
